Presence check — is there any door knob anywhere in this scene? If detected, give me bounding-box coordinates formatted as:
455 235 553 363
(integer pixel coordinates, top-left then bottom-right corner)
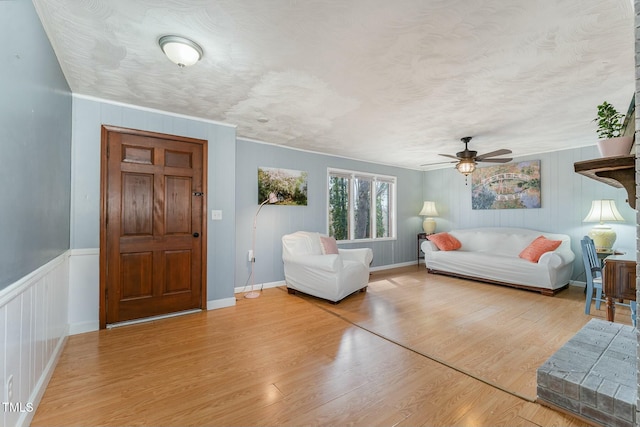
193 232 200 237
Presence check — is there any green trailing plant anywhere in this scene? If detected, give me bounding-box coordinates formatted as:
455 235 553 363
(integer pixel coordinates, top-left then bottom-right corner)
593 101 625 139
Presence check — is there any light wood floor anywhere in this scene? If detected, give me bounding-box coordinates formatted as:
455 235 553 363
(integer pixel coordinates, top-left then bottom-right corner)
33 266 629 426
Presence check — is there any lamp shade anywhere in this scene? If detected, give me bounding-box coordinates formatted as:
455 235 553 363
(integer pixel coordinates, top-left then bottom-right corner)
159 35 203 67
419 201 439 217
583 199 625 251
266 192 279 204
583 200 624 223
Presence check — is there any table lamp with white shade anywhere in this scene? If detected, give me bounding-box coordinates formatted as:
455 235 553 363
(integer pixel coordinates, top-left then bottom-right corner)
419 201 439 234
583 199 625 250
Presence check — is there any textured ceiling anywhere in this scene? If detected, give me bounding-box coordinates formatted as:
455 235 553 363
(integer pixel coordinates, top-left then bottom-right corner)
33 0 635 170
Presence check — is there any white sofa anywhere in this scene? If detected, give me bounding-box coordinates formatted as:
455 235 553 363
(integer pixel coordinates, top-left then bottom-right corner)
282 231 374 302
420 227 575 295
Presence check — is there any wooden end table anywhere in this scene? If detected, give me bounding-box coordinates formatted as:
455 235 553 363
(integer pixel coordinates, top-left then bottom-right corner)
603 254 636 322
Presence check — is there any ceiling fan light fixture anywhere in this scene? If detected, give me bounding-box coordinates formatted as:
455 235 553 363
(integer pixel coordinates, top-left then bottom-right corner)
159 35 203 67
456 159 476 175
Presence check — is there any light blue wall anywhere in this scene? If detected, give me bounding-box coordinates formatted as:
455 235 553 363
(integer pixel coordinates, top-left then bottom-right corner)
70 96 237 301
0 0 72 290
70 106 424 299
17 0 623 298
423 146 636 281
235 139 424 289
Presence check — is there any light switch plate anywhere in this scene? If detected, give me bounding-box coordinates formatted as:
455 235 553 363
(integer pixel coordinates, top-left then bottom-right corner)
211 210 222 220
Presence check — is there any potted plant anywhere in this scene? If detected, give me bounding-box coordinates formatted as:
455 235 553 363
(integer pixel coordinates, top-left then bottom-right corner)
593 101 634 157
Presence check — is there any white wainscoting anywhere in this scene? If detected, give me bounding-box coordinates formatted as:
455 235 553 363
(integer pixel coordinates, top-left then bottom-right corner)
0 252 69 427
68 249 100 335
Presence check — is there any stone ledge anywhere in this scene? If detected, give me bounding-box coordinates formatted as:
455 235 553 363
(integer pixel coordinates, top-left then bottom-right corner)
537 318 637 427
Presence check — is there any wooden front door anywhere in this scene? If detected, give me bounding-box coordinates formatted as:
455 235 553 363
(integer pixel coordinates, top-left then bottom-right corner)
100 125 206 327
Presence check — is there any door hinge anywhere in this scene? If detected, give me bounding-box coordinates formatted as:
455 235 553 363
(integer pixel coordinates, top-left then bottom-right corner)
193 192 204 197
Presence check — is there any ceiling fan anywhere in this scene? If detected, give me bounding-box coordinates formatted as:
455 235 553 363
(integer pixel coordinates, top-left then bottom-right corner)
424 136 513 176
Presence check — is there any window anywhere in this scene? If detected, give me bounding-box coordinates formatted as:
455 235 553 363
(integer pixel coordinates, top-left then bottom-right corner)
328 168 396 241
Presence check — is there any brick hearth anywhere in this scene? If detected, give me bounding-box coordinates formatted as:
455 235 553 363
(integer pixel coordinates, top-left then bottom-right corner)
537 318 636 426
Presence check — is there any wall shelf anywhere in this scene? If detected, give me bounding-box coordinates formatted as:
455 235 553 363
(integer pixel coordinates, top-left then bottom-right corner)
574 155 635 209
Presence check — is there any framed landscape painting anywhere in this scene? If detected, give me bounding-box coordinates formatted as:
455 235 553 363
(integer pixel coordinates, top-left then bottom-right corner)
258 167 308 206
471 160 541 210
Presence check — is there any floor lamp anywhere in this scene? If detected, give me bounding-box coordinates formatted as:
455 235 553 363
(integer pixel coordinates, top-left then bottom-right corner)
246 192 278 299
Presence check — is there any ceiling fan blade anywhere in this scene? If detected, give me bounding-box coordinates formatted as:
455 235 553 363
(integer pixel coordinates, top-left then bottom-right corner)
420 160 458 166
476 149 512 160
477 157 512 163
438 153 460 160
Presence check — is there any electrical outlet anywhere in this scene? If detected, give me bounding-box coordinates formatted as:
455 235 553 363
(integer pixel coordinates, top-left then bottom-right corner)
248 250 254 262
211 210 222 220
6 374 13 402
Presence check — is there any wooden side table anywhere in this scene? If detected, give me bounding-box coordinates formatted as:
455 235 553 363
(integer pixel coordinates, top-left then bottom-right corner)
603 254 636 322
596 248 624 267
417 232 428 265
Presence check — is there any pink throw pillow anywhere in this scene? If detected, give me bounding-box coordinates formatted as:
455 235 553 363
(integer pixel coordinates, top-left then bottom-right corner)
320 236 339 255
427 232 462 251
519 236 562 263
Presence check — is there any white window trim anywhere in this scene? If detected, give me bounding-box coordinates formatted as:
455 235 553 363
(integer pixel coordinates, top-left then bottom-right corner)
327 168 397 242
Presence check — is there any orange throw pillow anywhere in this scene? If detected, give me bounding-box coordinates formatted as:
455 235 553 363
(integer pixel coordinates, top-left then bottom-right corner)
519 236 562 263
427 232 462 251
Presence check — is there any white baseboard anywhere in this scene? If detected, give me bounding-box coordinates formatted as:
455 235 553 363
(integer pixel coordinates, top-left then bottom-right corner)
69 320 100 335
67 249 244 332
234 280 285 294
370 260 421 271
569 280 586 288
72 298 240 331
207 297 237 310
232 263 420 294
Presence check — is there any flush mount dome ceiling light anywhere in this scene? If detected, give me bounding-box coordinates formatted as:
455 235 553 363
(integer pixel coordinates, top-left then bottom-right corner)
158 35 203 67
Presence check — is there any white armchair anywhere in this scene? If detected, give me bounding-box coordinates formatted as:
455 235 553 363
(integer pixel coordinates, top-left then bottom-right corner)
282 231 373 303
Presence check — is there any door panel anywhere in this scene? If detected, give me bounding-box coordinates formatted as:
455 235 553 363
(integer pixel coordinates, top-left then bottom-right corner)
165 176 192 234
164 250 192 294
122 173 154 235
122 145 154 164
100 126 206 327
120 252 153 299
165 150 192 168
